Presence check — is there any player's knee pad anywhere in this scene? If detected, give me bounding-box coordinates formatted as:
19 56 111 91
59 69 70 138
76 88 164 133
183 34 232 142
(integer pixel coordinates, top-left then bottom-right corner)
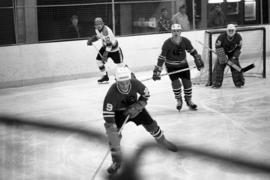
143 120 163 139
212 66 225 86
232 71 245 87
104 122 121 148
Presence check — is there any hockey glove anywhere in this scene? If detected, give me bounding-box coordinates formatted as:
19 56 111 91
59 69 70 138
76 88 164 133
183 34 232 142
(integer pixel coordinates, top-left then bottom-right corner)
87 36 98 46
152 65 162 81
87 37 93 46
124 101 147 119
194 54 204 71
102 51 109 63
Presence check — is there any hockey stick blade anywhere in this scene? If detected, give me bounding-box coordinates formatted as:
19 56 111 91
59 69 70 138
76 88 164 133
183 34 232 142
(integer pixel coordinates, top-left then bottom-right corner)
241 63 255 73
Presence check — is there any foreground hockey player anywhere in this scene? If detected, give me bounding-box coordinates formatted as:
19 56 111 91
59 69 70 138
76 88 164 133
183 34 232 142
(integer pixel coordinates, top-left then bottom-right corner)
212 24 245 88
152 24 204 111
87 17 125 84
103 66 178 174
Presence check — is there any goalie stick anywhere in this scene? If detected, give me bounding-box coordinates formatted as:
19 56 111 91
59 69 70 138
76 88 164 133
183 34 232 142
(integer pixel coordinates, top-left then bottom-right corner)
196 40 255 73
90 115 130 180
141 66 197 82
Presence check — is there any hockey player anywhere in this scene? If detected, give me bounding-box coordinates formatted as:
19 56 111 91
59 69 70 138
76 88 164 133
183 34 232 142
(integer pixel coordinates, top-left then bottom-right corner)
212 24 245 88
103 66 178 174
87 17 125 84
152 24 204 111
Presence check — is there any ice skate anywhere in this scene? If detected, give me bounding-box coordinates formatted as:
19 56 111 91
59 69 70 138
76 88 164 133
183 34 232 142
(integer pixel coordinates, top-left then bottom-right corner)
176 98 183 111
156 135 178 152
107 162 121 174
185 97 197 110
98 74 109 84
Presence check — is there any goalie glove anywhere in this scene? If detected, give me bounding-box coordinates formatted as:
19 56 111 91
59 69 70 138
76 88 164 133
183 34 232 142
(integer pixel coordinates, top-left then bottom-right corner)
194 54 204 71
124 101 147 119
152 65 162 81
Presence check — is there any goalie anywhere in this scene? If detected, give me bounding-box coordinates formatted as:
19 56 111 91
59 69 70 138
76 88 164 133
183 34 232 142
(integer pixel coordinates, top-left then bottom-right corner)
212 24 245 88
152 24 204 111
103 66 178 174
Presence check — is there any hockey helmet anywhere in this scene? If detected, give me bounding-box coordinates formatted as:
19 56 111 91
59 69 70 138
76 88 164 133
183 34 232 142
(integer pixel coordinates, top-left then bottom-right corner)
171 24 182 31
226 24 236 37
115 66 131 82
94 17 104 26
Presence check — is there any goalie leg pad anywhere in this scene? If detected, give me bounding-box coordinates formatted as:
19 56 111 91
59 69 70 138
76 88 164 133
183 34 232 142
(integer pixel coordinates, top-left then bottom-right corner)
212 59 226 87
216 47 228 65
230 64 245 87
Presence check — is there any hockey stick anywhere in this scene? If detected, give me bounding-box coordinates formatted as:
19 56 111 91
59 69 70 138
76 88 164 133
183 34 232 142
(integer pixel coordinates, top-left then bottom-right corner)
196 40 255 73
141 66 196 82
90 115 130 180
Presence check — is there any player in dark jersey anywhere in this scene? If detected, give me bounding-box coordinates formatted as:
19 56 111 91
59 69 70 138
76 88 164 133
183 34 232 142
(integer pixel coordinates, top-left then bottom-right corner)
103 66 178 174
152 24 204 111
212 24 245 88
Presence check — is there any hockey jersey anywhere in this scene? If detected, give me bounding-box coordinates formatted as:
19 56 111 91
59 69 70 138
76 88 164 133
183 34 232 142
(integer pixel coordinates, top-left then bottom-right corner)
95 25 119 52
103 79 150 123
215 32 242 58
157 37 197 68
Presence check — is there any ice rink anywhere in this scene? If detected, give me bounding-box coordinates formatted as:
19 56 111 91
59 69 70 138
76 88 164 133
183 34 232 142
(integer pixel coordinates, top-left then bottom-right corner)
1 64 270 180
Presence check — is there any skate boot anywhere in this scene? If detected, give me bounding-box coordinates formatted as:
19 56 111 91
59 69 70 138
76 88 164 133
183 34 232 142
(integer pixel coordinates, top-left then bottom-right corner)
107 162 121 174
97 74 109 84
185 97 197 110
156 135 178 152
176 98 183 111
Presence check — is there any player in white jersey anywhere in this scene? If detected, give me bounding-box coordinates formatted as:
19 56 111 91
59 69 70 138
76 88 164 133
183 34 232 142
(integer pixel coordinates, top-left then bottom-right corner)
87 17 125 84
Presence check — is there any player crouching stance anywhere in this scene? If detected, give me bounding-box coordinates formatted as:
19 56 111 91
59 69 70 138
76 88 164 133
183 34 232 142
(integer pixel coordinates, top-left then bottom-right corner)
212 24 245 88
103 66 178 174
87 17 126 84
152 24 204 111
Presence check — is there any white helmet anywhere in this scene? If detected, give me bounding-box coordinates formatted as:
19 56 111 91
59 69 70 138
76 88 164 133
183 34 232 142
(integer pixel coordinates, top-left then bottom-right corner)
115 67 131 82
171 24 182 31
226 24 236 37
